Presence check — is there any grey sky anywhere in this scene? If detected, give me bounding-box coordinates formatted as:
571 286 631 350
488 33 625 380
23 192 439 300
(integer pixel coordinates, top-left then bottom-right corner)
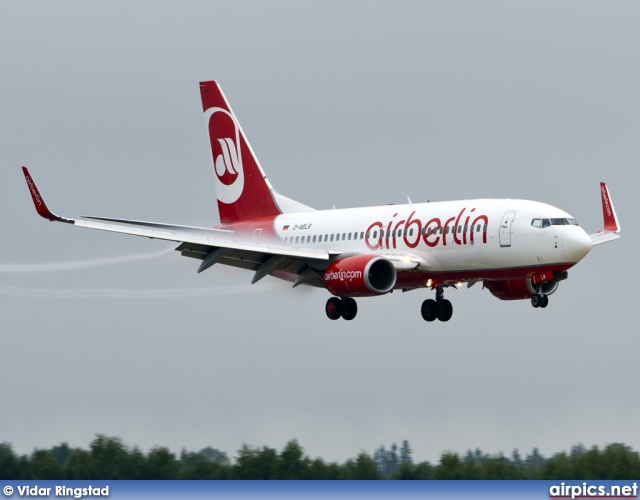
1 1 638 464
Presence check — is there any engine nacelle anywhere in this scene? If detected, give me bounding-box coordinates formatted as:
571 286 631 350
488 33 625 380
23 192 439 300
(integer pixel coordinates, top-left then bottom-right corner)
484 278 559 301
324 255 397 297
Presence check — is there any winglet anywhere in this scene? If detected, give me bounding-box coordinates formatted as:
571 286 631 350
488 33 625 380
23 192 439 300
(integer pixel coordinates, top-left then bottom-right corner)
590 182 621 246
600 182 620 233
22 167 73 223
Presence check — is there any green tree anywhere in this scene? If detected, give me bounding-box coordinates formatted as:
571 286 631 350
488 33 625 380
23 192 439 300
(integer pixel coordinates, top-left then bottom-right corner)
307 458 340 480
434 452 465 479
603 443 640 479
198 446 228 464
412 461 434 479
234 445 278 479
64 449 93 479
0 443 20 479
28 450 63 479
49 443 72 468
400 440 413 465
88 435 130 479
342 452 380 479
277 440 309 479
145 447 179 479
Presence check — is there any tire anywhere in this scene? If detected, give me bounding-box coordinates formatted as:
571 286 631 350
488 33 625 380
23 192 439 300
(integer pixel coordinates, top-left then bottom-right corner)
539 295 549 308
421 299 438 322
326 297 342 320
341 298 358 321
531 295 540 308
437 299 453 322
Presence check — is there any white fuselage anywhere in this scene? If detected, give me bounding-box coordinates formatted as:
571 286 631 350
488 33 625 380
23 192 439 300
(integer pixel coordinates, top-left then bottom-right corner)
270 198 592 284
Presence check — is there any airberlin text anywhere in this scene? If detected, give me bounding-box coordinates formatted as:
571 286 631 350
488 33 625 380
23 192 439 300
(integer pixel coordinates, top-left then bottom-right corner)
365 208 489 251
25 175 42 207
325 269 362 281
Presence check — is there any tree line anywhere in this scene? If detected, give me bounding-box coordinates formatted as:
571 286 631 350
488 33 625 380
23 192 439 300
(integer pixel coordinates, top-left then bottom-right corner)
1 436 639 480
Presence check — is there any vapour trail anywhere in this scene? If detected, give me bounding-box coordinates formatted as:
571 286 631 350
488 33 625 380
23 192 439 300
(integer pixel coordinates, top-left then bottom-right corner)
0 247 174 273
0 283 283 299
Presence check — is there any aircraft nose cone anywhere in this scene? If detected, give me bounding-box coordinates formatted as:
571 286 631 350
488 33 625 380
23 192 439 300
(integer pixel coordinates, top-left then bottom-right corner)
563 228 592 262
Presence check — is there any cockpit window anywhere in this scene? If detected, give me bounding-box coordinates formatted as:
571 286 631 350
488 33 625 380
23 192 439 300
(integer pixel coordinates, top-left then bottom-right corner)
532 217 579 228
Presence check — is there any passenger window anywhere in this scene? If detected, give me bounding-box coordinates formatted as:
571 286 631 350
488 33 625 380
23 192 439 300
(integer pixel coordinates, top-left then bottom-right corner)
360 232 364 239
330 234 334 241
295 236 299 243
483 224 488 232
373 231 377 239
410 229 413 237
348 233 352 240
313 235 316 243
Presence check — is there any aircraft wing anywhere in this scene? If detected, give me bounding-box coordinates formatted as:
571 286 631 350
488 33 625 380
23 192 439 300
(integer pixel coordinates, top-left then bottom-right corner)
589 182 621 246
22 167 332 286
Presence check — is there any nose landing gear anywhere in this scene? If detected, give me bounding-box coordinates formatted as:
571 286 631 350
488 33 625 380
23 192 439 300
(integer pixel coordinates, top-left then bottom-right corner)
325 297 358 320
421 286 453 322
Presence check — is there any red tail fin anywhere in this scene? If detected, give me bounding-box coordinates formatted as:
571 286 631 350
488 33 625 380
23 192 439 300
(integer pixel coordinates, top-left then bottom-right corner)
199 81 281 224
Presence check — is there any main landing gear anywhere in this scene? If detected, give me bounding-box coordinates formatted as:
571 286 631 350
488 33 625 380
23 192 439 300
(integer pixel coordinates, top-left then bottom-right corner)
421 286 453 322
326 297 358 321
531 284 549 308
531 293 549 308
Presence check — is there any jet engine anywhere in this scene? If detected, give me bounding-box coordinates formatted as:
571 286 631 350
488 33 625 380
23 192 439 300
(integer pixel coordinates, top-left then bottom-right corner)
484 278 559 301
323 255 397 297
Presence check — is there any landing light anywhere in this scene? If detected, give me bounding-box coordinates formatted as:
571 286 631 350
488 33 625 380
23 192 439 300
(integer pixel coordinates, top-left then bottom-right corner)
426 279 432 287
401 255 412 264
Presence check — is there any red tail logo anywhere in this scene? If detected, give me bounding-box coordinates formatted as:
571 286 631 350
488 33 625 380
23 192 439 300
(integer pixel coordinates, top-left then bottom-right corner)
205 107 244 201
200 81 281 224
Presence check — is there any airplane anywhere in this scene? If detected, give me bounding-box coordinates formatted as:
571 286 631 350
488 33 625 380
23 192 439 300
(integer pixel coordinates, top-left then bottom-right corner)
22 80 621 322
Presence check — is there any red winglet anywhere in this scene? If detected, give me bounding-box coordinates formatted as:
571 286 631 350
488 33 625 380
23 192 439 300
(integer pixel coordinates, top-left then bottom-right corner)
600 182 620 233
22 167 70 223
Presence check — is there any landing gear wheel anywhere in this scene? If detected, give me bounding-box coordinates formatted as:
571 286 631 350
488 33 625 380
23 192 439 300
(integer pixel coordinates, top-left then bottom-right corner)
341 298 358 320
421 299 438 322
437 299 453 322
539 295 549 308
531 295 541 308
325 297 342 320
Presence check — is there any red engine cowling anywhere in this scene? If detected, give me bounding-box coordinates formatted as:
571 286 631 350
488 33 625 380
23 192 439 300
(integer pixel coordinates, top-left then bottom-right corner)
484 278 559 301
324 255 397 297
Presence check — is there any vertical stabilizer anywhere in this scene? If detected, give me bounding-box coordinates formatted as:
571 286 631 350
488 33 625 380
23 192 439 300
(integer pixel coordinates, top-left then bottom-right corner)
199 81 281 224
